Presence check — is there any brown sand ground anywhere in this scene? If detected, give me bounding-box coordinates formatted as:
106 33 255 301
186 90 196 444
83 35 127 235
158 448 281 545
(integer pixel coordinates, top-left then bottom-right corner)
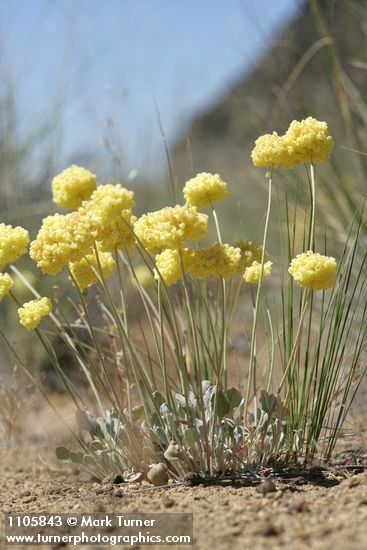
0 397 366 550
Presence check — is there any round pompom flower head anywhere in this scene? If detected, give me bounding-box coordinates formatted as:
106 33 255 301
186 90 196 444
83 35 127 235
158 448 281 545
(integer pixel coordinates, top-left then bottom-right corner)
18 297 52 330
134 205 208 255
289 251 336 291
236 240 266 271
154 249 182 286
29 208 94 275
282 117 334 167
244 261 272 284
29 208 95 275
251 132 285 168
84 184 136 252
154 248 193 286
0 273 13 301
52 165 96 209
183 172 228 209
282 117 334 168
251 117 333 169
69 249 116 291
0 223 30 270
190 243 242 280
85 183 135 218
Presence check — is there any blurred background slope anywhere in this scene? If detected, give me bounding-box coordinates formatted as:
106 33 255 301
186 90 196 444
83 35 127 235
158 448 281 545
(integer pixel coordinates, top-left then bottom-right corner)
0 0 303 224
1 0 366 237
174 0 367 174
173 0 367 240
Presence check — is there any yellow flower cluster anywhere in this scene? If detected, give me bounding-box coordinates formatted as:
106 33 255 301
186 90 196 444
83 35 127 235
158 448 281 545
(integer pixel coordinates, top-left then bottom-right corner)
94 210 136 252
0 273 13 301
155 249 183 286
86 183 134 217
190 243 242 280
52 165 96 209
134 205 208 255
18 297 52 330
154 239 268 286
284 118 334 166
244 261 273 284
85 184 136 252
289 251 336 290
69 249 116 290
183 172 228 209
251 132 284 169
154 248 194 286
29 208 95 275
236 240 266 270
252 117 333 169
27 166 274 292
0 223 30 270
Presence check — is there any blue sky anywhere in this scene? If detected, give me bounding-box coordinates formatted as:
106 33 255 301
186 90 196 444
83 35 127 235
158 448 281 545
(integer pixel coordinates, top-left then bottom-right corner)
1 0 303 178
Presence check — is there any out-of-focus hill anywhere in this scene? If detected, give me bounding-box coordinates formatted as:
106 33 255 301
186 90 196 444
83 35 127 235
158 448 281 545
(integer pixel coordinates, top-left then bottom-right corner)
172 0 367 239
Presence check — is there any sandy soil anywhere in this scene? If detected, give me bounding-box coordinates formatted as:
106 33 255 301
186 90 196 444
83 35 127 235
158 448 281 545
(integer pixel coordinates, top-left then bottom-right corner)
1 398 367 550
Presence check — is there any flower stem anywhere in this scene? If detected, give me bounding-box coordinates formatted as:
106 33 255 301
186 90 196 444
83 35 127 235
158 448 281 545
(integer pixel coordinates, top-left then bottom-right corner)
244 169 273 425
277 288 310 396
211 205 223 245
310 161 316 250
211 204 227 386
179 250 211 474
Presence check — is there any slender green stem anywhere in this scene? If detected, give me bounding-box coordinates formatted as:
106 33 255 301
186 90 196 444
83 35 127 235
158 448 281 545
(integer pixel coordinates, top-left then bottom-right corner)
266 306 275 392
211 205 223 245
179 250 211 474
244 169 273 425
211 204 228 385
157 279 171 407
278 289 310 396
10 267 106 415
310 161 316 249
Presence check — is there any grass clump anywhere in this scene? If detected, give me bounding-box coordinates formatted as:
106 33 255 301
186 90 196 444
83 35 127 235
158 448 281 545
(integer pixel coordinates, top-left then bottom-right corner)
1 116 366 484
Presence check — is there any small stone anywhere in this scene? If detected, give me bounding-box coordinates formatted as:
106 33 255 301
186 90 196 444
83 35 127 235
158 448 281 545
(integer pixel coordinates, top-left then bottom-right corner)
163 498 175 508
147 463 169 486
22 495 37 503
49 488 63 495
256 479 276 496
262 523 279 537
289 498 309 513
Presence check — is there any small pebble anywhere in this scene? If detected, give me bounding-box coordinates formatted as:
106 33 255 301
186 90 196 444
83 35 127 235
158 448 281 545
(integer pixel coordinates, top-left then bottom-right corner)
22 495 37 503
163 498 175 508
262 523 279 537
95 487 107 495
289 498 309 513
257 479 276 496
